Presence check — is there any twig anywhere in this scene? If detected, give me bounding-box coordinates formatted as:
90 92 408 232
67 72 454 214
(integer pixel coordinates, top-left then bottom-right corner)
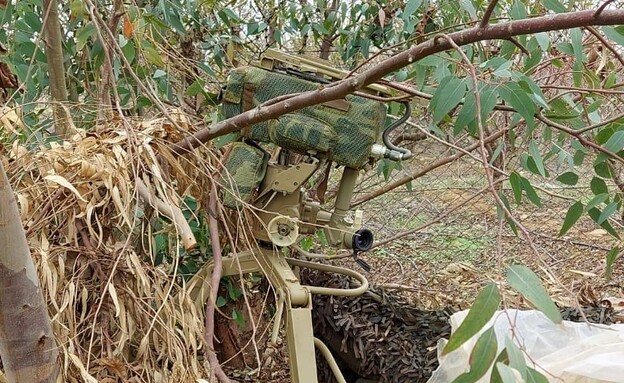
351 127 509 206
585 26 624 67
594 0 616 18
480 0 500 28
537 114 624 165
540 84 624 95
205 183 232 383
135 178 197 250
504 37 530 55
373 183 495 248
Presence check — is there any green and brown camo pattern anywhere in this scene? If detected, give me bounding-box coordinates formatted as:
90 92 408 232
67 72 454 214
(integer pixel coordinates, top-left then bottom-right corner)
220 142 268 209
222 66 387 169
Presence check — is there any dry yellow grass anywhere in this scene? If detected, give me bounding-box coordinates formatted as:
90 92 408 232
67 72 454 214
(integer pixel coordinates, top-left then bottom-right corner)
2 110 222 382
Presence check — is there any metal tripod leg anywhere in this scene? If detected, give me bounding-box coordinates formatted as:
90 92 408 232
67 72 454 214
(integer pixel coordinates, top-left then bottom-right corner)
254 250 318 383
187 248 338 383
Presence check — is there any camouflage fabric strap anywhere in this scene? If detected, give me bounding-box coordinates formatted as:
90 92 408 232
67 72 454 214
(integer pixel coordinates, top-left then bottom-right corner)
222 66 387 169
221 142 268 209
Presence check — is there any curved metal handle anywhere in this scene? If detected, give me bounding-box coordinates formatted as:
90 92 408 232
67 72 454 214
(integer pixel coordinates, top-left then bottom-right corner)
382 101 413 160
285 257 369 297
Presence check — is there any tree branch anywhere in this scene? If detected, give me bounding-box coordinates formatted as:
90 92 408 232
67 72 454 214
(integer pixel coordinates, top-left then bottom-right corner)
480 0 500 28
171 9 624 155
42 0 72 137
351 128 509 207
594 0 616 18
585 26 624 67
204 183 231 383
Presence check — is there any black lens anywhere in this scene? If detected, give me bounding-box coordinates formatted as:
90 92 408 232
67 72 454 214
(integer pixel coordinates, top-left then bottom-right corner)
352 228 374 252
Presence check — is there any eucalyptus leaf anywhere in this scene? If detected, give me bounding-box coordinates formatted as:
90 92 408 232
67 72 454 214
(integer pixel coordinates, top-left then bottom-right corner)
451 327 498 383
442 283 500 355
559 201 583 236
431 77 467 123
499 83 537 128
507 265 562 324
556 172 578 185
605 246 620 281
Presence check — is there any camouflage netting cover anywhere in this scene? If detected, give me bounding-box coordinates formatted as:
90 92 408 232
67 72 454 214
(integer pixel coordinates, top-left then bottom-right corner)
222 66 387 169
221 141 268 208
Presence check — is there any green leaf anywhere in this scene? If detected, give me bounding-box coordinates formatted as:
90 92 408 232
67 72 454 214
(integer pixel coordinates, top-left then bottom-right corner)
247 21 259 35
499 83 536 128
121 40 136 64
559 201 583 236
571 28 584 62
534 32 550 51
452 327 498 383
506 265 563 324
521 178 541 207
510 0 527 20
455 96 477 134
431 76 466 123
509 172 523 204
498 193 518 236
590 177 608 195
602 131 624 154
480 85 500 121
594 161 615 178
603 27 624 47
597 201 619 225
556 172 578 185
489 350 510 383
496 363 523 383
605 246 620 281
588 208 620 238
442 283 500 355
22 12 42 32
528 141 546 177
543 0 567 13
76 22 96 51
459 0 477 19
586 194 609 211
526 367 549 383
216 296 227 307
403 0 422 18
505 337 527 379
231 309 245 327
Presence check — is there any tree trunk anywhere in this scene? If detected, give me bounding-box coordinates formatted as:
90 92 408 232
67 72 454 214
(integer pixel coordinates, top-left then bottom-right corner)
318 0 338 60
42 0 72 137
0 160 58 382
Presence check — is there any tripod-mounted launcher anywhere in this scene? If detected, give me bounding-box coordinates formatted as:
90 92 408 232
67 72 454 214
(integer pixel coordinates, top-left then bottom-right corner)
190 49 412 383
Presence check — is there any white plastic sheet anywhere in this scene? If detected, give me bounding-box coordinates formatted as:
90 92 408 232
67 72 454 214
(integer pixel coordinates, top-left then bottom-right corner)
428 309 624 383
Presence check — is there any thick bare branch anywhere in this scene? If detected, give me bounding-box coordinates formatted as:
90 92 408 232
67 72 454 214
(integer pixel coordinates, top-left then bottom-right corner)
172 9 624 155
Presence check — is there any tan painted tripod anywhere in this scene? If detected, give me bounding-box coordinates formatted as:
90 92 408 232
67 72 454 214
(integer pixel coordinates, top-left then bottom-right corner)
188 247 369 383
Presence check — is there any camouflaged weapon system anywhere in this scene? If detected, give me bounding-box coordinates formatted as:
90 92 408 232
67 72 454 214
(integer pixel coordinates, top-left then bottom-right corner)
221 66 387 169
220 49 411 251
210 50 413 383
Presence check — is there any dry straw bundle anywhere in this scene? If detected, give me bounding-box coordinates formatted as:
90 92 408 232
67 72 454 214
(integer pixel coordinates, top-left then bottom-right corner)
2 109 221 382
